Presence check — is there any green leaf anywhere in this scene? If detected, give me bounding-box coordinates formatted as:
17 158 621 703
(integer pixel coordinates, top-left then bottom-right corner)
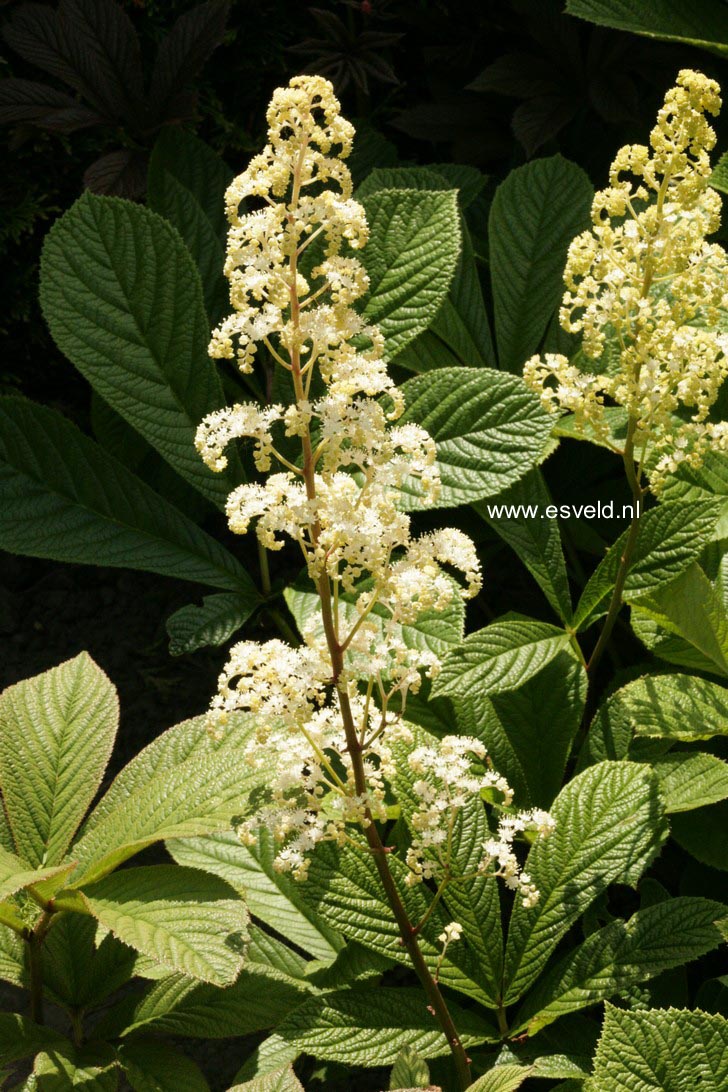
712 152 728 197
433 619 574 703
66 713 261 885
672 800 728 871
29 1041 118 1089
467 1068 532 1092
119 1038 209 1092
588 1004 728 1091
360 189 460 358
502 761 668 1003
566 0 728 56
300 843 495 1005
0 1013 67 1067
0 654 117 867
489 155 592 372
80 865 248 986
284 574 463 658
515 896 727 1034
661 451 728 540
389 1045 430 1089
253 987 494 1068
399 368 553 509
632 562 728 676
460 652 587 808
356 166 451 199
0 398 255 593
167 829 342 962
574 501 720 630
652 753 728 813
42 914 136 1010
118 967 310 1040
476 469 573 623
147 129 232 325
166 591 260 656
230 1068 304 1092
0 845 75 903
40 192 239 506
0 923 25 986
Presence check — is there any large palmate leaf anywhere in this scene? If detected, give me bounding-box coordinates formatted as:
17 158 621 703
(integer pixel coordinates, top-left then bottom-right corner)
398 368 553 509
632 563 728 676
168 829 342 962
574 500 720 630
489 155 592 372
80 865 248 985
515 897 727 1034
0 398 256 594
502 762 667 1004
566 0 728 56
40 193 239 506
587 1005 728 1091
65 714 261 885
284 574 464 657
119 1039 209 1092
476 469 573 623
0 654 117 867
252 988 494 1068
360 188 460 359
434 619 574 704
147 128 232 325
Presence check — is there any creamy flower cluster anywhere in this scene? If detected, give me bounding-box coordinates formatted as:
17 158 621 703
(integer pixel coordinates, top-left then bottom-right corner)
524 70 728 492
405 736 555 906
196 76 491 879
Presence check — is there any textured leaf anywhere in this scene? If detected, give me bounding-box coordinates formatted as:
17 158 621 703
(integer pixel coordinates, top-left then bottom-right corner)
389 1045 430 1089
476 469 573 622
652 753 728 813
459 652 587 808
0 924 25 987
256 988 494 1068
661 450 728 540
399 368 553 509
119 967 309 1039
356 166 450 199
284 574 463 658
230 1068 304 1092
42 913 136 1009
0 654 117 867
434 619 574 703
119 1039 209 1092
0 1013 67 1067
0 398 254 593
57 0 144 122
0 78 102 132
605 673 728 747
574 501 720 630
632 563 728 676
489 156 592 372
0 846 75 903
361 189 460 358
515 897 726 1034
147 129 232 325
40 193 239 505
167 829 342 961
588 1004 728 1091
566 0 728 56
503 762 668 1003
30 1040 118 1089
672 801 728 871
300 843 495 1005
166 591 260 656
467 1068 532 1092
66 714 261 885
80 865 248 985
149 1 230 120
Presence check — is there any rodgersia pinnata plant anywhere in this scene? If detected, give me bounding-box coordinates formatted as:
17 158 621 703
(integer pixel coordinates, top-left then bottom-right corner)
195 75 553 1086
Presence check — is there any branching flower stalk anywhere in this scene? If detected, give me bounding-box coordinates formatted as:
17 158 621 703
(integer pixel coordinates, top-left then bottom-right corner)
524 70 728 674
196 76 553 1089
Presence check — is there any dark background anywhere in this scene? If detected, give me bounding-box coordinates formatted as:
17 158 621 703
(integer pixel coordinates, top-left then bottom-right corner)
1 0 726 764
